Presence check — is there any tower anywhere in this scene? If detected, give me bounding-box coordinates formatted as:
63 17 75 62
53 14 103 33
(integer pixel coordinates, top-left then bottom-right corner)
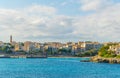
10 35 12 43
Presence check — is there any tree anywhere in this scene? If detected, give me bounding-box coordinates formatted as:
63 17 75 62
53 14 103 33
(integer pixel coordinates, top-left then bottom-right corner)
98 45 109 56
98 45 116 58
2 46 8 52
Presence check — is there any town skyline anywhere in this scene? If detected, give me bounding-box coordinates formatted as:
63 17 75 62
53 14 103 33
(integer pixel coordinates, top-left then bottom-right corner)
0 35 103 58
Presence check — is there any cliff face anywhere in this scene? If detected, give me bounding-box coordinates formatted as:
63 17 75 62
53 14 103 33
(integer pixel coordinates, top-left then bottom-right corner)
91 56 120 64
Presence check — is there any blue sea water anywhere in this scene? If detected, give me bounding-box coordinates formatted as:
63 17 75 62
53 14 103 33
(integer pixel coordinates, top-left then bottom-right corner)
0 58 120 78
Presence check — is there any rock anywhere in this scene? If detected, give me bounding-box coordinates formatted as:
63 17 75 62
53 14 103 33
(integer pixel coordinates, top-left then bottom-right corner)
91 56 120 64
80 60 90 62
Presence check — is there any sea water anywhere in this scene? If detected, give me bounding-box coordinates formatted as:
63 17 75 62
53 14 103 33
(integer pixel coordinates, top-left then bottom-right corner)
0 58 120 78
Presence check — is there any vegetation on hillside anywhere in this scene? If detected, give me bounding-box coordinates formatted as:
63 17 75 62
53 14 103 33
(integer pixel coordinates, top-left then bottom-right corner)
98 43 120 58
76 49 98 57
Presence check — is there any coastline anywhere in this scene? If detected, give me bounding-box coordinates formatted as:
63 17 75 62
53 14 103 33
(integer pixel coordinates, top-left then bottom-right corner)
91 56 120 64
0 55 47 58
48 56 91 58
48 57 90 58
0 55 91 59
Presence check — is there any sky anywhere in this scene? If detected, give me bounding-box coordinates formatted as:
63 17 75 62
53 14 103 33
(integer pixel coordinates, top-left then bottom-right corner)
0 0 120 42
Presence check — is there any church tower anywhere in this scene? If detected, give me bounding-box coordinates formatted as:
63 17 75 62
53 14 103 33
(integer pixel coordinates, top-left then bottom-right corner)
10 35 12 43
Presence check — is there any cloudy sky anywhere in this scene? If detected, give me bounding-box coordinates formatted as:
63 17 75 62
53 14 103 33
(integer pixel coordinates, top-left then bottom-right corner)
0 0 120 42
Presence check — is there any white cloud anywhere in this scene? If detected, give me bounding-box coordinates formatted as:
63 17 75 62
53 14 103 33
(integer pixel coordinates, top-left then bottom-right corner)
25 5 56 15
80 0 113 11
0 3 120 42
75 2 120 41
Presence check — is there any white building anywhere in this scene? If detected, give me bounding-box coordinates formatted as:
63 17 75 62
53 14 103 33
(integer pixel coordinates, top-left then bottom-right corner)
109 44 120 55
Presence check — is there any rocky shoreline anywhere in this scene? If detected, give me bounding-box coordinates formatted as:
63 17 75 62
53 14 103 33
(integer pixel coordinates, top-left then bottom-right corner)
91 56 120 64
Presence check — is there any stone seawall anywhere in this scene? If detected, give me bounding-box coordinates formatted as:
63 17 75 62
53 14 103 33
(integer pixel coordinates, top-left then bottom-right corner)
91 56 120 64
